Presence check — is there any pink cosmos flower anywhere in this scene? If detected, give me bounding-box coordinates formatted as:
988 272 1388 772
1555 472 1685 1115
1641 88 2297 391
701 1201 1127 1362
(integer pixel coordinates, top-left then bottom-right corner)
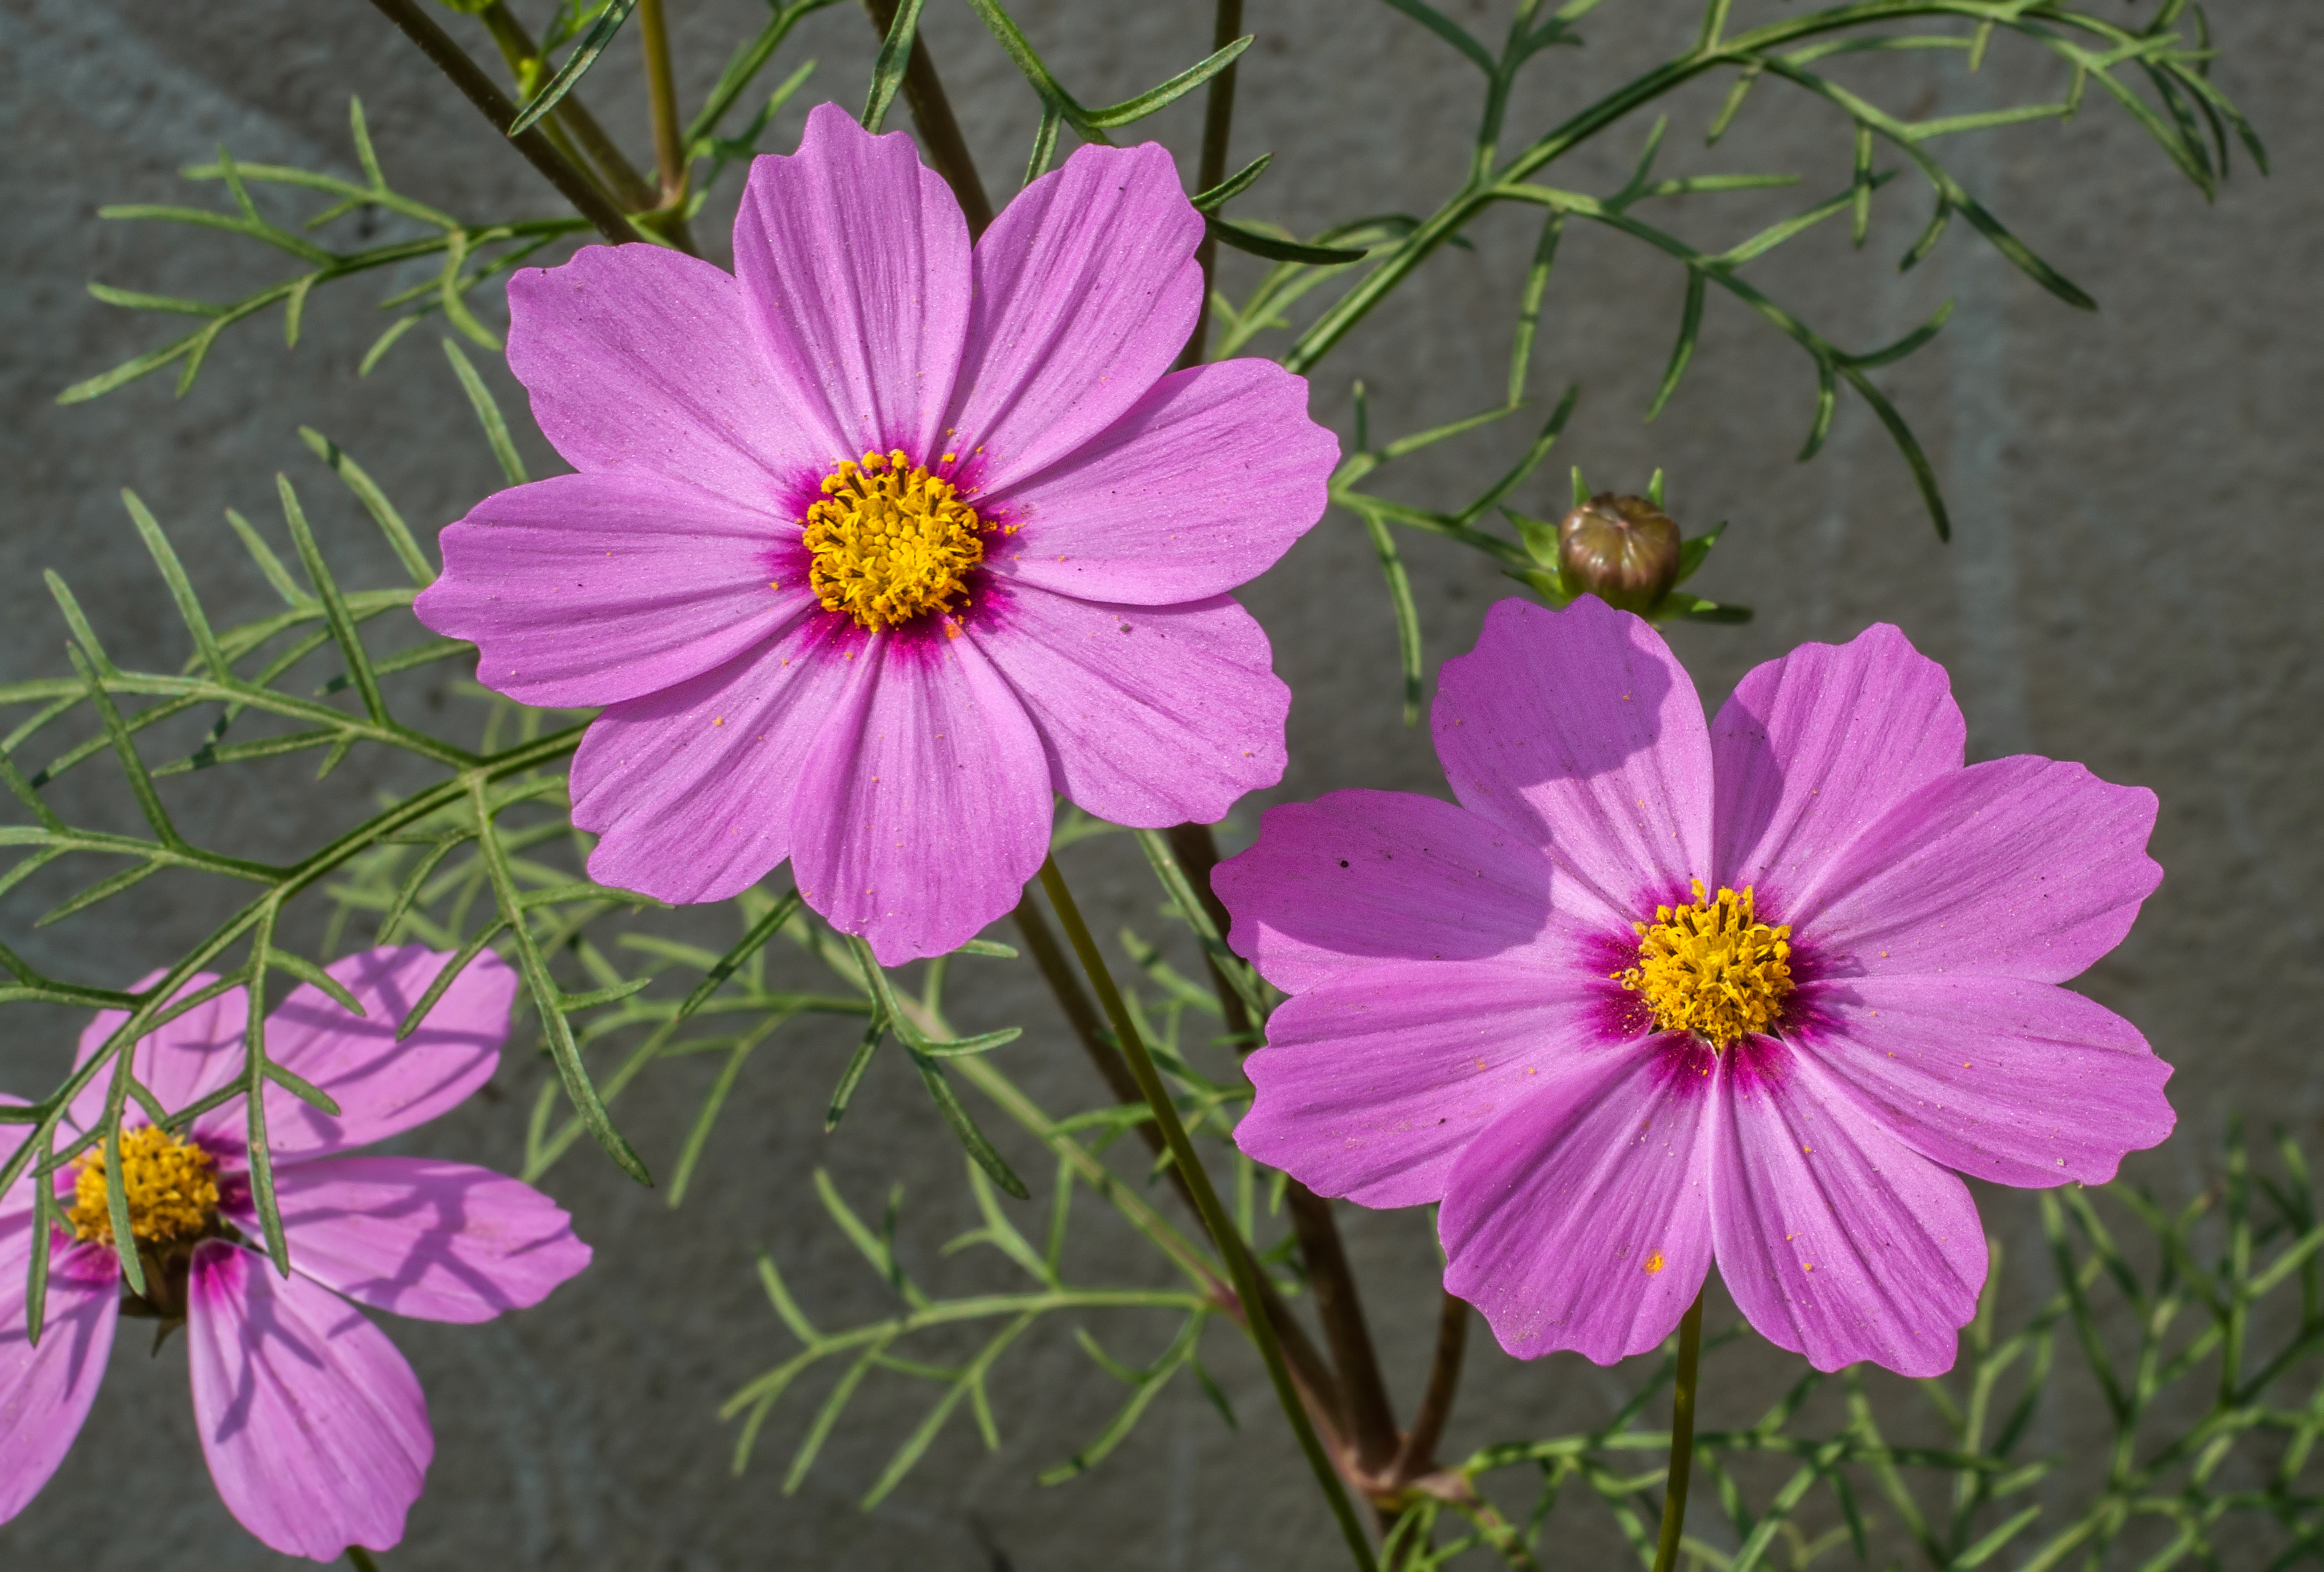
416 103 1337 964
0 946 590 1560
1219 597 2174 1376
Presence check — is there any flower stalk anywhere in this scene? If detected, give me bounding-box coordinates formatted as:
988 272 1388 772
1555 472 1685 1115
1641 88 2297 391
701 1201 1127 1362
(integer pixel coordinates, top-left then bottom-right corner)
1177 0 1244 368
861 0 994 236
1035 856 1377 1571
1652 1287 1707 1572
634 0 699 252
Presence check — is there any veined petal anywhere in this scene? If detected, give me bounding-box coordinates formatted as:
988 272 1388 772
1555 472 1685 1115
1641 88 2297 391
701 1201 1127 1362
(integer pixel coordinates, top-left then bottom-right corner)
1440 1035 1719 1364
0 1214 118 1528
946 142 1203 493
1789 756 2161 983
187 1241 431 1561
968 585 1285 829
733 102 970 464
1434 597 1713 917
790 632 1051 965
1709 1037 1986 1377
196 948 513 1161
1239 961 1628 1209
980 361 1336 605
504 243 820 505
574 613 872 906
418 471 816 709
1711 623 1964 908
1215 789 1624 995
69 971 248 1135
244 1157 589 1326
1800 975 2173 1187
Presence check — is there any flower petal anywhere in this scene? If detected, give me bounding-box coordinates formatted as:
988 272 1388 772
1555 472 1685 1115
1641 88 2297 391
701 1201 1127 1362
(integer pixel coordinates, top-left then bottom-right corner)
573 613 872 905
0 1218 118 1529
239 1157 589 1326
204 947 513 1160
1215 789 1624 995
504 242 820 505
418 471 816 709
187 1240 432 1561
1710 623 1964 908
1433 597 1713 917
791 631 1052 965
945 142 1203 493
1788 756 2161 983
968 585 1285 828
733 103 970 463
69 971 248 1134
1709 1037 1986 1377
1800 975 2174 1187
1439 1035 1719 1364
980 361 1336 605
1239 961 1628 1210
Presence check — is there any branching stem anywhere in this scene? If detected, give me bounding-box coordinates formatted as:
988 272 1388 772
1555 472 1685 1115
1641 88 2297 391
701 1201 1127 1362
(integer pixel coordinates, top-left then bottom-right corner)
1037 856 1376 1571
362 0 639 245
635 0 700 252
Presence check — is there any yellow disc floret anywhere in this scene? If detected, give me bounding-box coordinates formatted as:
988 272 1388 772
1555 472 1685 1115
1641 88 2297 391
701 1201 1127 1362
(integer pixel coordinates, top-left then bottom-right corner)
804 450 986 631
1616 879 1795 1046
68 1124 220 1248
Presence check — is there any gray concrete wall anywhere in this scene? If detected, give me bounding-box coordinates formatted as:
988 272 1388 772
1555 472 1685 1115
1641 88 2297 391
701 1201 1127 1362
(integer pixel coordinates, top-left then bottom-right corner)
1 0 2317 1566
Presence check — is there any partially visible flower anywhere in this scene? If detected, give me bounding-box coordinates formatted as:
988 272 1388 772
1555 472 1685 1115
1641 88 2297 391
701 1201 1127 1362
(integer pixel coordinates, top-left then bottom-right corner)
0 947 589 1561
1219 597 2173 1376
417 103 1338 964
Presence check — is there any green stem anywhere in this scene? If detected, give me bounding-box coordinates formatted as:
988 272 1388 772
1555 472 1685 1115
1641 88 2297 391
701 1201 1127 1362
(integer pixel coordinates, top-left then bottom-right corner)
1035 856 1376 1571
1177 0 1243 367
635 0 699 252
346 1547 382 1571
362 0 639 245
1651 1287 1707 1572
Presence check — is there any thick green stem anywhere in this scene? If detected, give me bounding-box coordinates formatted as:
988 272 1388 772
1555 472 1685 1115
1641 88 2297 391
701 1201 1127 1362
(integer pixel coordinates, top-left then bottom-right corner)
1651 1288 1707 1572
862 0 994 236
635 0 699 253
475 0 661 214
1036 856 1377 1571
1177 0 1243 368
362 0 639 245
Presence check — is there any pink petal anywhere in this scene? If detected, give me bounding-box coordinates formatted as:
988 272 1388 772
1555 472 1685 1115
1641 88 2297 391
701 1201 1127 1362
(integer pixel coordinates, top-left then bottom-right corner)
1239 960 1627 1209
1788 756 2161 983
1439 1035 1719 1364
417 471 816 709
0 1216 119 1528
1710 623 1964 909
573 613 872 905
1434 598 1712 919
1801 975 2174 1187
1215 789 1625 995
503 242 821 506
1709 1038 1986 1376
790 633 1052 965
202 947 513 1160
944 142 1203 494
968 585 1285 829
187 1241 431 1561
68 971 248 1133
236 1157 590 1326
733 103 970 464
980 361 1337 605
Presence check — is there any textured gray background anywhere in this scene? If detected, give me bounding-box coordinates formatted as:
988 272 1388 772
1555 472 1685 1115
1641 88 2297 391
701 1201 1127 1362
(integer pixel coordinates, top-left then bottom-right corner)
1 0 2317 1566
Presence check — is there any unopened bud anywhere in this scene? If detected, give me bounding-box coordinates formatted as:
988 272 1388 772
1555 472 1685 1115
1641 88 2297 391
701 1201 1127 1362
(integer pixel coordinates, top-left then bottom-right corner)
1556 493 1681 614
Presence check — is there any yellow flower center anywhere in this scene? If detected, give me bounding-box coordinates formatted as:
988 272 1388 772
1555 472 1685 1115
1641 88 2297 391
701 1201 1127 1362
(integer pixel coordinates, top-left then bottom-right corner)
1615 879 1794 1047
68 1125 220 1248
804 449 987 631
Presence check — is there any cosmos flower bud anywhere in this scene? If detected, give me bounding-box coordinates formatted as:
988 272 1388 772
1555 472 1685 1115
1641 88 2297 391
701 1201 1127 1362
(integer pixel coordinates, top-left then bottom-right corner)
1556 493 1682 614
